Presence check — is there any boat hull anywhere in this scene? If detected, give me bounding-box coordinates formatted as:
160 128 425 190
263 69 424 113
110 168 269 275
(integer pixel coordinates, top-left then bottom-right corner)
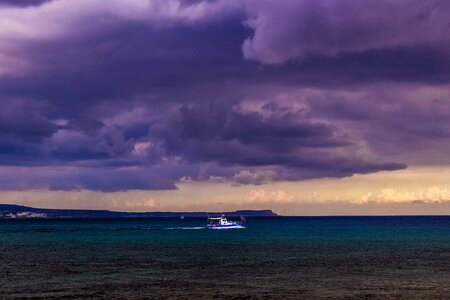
205 224 245 229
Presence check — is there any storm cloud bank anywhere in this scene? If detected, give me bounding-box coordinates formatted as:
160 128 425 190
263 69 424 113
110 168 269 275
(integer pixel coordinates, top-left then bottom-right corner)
0 0 449 191
243 0 450 63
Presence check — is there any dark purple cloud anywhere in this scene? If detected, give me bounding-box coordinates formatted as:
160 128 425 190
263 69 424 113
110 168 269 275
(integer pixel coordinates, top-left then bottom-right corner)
0 0 51 7
243 0 450 64
0 0 448 191
160 102 405 181
0 165 177 191
0 99 57 140
300 84 450 161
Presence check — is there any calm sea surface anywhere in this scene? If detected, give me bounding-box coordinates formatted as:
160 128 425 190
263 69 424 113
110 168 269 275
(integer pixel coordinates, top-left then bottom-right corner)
1 216 450 299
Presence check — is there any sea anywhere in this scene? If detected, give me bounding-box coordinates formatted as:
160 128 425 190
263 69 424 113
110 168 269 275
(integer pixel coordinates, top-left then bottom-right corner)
1 216 449 299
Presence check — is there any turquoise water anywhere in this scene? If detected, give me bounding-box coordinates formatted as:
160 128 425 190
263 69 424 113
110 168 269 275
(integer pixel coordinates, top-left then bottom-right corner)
1 216 450 299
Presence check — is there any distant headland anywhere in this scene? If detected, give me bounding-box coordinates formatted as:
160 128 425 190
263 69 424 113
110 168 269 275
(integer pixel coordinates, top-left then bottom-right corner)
0 204 278 219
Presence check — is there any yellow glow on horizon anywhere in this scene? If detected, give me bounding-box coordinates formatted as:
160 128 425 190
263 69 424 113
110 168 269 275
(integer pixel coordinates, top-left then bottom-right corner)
1 166 450 215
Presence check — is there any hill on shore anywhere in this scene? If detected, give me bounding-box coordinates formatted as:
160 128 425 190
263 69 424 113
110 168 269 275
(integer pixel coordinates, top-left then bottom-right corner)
0 204 278 219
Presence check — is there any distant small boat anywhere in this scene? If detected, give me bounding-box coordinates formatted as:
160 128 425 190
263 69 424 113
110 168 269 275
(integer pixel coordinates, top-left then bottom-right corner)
205 214 245 229
180 215 184 219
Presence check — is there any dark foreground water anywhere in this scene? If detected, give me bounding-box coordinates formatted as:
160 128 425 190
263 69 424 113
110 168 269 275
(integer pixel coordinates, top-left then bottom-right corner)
1 216 450 299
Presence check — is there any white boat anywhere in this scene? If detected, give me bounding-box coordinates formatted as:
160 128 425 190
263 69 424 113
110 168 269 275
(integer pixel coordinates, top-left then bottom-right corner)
205 214 245 229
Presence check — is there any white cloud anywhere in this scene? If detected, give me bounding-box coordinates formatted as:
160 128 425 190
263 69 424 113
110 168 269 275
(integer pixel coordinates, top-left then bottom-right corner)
353 187 450 204
131 142 152 157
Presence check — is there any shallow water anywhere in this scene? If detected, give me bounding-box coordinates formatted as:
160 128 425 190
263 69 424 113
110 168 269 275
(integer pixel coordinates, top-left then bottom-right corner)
1 216 450 299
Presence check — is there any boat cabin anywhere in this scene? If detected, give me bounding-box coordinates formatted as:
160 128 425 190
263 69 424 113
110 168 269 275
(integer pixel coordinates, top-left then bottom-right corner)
207 216 227 226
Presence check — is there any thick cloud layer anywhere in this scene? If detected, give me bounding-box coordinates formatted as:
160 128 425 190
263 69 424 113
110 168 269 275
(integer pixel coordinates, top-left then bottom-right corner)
0 0 448 191
162 102 405 179
243 0 450 63
0 0 51 7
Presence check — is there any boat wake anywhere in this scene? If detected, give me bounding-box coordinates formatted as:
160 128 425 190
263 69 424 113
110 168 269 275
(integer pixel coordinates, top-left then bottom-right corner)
162 226 205 230
1 226 207 233
110 226 206 231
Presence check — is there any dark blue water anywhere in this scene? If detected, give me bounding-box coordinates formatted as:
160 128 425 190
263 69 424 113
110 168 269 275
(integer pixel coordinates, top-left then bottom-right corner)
1 217 450 299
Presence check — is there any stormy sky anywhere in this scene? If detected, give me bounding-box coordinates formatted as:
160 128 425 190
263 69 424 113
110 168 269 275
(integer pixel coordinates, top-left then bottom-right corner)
0 0 449 213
